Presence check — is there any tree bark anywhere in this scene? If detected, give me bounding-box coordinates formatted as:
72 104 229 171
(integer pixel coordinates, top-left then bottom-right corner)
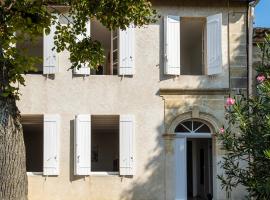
0 13 28 200
0 96 28 200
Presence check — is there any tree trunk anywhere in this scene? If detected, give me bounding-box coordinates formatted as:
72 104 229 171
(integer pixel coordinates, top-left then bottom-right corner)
0 96 28 200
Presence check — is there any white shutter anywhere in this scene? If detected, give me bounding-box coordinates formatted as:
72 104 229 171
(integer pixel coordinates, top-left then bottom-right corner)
118 25 135 75
43 14 59 74
119 115 135 175
73 21 91 75
43 114 60 175
206 13 223 75
164 15 180 75
74 114 91 175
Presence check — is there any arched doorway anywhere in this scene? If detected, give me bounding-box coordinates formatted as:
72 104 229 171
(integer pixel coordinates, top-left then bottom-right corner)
174 120 213 200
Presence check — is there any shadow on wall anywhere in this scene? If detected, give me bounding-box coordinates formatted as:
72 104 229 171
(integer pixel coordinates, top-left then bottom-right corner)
120 122 165 200
119 83 228 199
117 93 217 200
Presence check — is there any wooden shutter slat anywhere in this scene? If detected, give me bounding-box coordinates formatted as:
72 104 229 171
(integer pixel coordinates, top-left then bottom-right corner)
43 114 60 175
164 15 180 75
118 25 135 75
43 14 59 74
74 114 91 175
119 115 135 176
206 13 223 75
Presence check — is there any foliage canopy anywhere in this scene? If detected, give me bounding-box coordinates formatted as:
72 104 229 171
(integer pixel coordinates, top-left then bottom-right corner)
0 0 157 98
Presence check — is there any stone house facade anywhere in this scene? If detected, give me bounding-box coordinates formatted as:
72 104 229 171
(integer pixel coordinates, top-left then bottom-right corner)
17 0 257 199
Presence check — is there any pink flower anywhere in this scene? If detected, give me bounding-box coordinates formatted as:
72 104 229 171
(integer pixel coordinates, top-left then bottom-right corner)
226 97 235 106
219 128 225 133
257 75 266 83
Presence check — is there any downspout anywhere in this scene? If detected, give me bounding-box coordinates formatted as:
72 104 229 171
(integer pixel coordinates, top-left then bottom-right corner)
227 2 232 200
227 0 231 96
246 2 250 97
248 4 255 96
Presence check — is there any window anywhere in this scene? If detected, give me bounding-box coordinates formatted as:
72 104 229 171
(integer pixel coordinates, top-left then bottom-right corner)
17 14 134 76
18 14 60 75
22 114 60 175
17 34 43 74
90 19 120 75
74 114 134 176
22 115 43 173
89 19 135 76
175 120 211 133
91 115 119 172
180 18 206 75
164 14 222 76
17 14 59 75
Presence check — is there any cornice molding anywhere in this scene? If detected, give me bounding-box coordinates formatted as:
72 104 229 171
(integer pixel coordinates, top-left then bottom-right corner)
159 88 230 96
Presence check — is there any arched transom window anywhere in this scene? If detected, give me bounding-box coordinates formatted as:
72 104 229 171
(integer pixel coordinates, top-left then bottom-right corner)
175 120 211 134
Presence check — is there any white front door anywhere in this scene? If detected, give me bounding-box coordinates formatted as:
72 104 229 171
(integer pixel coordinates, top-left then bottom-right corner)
175 137 187 200
174 120 213 200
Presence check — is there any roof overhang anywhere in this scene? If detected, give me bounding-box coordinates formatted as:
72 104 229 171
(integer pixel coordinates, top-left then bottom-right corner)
231 0 260 5
253 28 270 43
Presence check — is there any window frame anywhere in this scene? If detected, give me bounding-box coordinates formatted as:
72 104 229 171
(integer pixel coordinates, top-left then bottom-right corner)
90 115 120 174
180 16 207 76
21 115 44 175
90 20 119 76
175 120 212 138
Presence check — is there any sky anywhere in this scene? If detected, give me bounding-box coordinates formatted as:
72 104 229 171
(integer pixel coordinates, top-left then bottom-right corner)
254 0 270 27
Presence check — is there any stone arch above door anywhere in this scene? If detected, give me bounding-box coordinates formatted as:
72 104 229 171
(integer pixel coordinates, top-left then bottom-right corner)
175 119 211 133
167 111 220 134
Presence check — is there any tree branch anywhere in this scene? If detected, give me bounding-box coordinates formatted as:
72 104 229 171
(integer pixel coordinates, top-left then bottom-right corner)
0 0 16 11
6 0 15 11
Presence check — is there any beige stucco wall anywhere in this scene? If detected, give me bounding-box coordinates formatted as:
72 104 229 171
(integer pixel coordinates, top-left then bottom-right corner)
17 1 249 200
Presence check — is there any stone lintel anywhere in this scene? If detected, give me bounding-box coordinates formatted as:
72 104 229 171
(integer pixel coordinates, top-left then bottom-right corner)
159 88 230 96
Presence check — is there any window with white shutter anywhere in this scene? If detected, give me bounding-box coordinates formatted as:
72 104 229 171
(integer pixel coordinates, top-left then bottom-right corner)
21 114 60 176
43 114 60 175
73 21 91 75
74 114 91 175
43 14 59 74
90 19 135 76
164 14 223 76
119 115 135 176
164 15 180 75
74 114 134 175
206 13 223 75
